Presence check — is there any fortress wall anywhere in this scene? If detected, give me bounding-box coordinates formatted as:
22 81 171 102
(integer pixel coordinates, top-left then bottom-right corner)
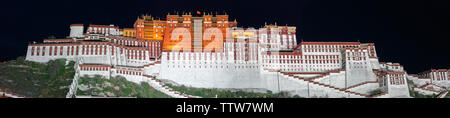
160 63 367 98
160 64 270 90
159 52 369 97
159 52 277 91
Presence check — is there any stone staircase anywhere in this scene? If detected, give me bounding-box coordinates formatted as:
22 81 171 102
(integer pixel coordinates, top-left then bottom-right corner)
344 81 378 91
277 71 369 97
437 90 449 98
406 74 430 87
309 69 346 88
309 69 345 81
66 60 81 98
142 75 200 98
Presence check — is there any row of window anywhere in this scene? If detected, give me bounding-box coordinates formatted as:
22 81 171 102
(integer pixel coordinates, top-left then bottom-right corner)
263 65 340 72
389 77 406 85
116 70 142 76
31 45 154 60
264 55 340 60
431 72 449 81
80 66 110 71
347 57 367 61
304 48 341 53
263 64 341 68
124 32 136 37
87 28 119 35
126 50 147 60
31 46 79 56
115 39 161 47
168 23 228 28
264 59 341 64
166 65 259 69
81 45 107 55
303 45 358 49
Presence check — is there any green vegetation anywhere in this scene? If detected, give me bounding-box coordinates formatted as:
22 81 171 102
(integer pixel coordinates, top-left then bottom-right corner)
368 89 383 96
165 84 301 98
77 75 171 98
405 78 432 98
0 57 75 97
406 79 416 88
409 89 436 98
406 79 437 98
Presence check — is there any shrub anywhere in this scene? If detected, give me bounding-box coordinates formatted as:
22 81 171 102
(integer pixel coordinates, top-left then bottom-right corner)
369 89 383 96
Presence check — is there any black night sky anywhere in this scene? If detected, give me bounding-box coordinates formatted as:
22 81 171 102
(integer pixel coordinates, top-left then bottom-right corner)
0 0 449 73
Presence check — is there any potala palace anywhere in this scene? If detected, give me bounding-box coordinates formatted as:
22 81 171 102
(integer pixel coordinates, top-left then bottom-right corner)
24 13 450 98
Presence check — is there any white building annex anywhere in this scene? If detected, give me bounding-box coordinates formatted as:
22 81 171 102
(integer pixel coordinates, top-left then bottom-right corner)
25 14 449 98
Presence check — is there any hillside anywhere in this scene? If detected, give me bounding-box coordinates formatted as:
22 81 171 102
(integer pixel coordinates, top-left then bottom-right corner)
165 84 301 98
0 57 75 97
0 57 171 98
76 75 171 98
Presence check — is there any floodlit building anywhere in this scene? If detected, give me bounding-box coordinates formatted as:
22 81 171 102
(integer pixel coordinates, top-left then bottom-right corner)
25 13 449 98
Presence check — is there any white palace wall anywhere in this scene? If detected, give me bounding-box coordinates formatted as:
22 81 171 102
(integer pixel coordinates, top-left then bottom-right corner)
26 41 153 68
25 44 78 63
344 48 377 87
388 85 410 98
312 70 346 88
160 52 270 90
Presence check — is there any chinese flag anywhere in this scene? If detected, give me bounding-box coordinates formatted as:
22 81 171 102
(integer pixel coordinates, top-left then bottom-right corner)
197 11 201 15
